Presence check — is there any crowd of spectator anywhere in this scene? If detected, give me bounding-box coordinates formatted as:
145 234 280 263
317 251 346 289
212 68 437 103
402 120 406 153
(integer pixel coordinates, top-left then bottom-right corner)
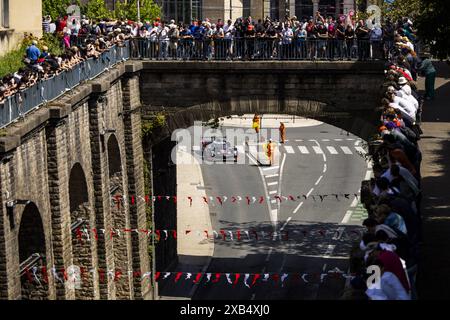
346 18 434 300
0 15 133 105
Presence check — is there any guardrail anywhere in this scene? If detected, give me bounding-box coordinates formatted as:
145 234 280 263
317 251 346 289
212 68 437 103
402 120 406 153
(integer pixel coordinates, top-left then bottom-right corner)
0 41 130 129
129 38 386 61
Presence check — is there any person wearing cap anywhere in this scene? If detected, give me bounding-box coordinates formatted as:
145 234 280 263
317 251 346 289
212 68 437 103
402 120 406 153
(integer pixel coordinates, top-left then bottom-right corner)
26 40 41 65
395 79 419 110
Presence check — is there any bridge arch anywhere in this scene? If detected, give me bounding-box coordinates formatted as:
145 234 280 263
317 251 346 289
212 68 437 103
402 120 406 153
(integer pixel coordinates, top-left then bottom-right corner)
68 162 94 299
18 202 48 300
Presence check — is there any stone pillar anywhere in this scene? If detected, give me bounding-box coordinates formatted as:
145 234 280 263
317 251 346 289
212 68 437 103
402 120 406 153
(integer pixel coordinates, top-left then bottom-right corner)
121 64 152 300
250 0 264 20
312 0 319 16
289 0 295 17
88 91 117 300
343 0 354 15
263 0 270 18
45 113 75 300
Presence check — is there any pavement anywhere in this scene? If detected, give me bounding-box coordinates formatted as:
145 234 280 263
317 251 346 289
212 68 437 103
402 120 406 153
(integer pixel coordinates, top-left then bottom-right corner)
416 61 450 299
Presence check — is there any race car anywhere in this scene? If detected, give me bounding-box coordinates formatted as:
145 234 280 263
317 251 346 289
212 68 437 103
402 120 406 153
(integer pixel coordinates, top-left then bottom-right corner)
201 137 238 163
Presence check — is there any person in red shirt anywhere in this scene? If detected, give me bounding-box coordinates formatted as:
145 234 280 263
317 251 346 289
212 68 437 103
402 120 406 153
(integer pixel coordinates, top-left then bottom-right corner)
369 248 410 293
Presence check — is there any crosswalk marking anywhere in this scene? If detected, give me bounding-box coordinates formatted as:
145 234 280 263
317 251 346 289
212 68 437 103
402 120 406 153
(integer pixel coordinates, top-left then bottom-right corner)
322 139 330 142
326 146 338 154
267 182 278 186
334 138 343 141
269 190 277 194
298 146 309 154
355 146 366 154
262 166 279 171
265 174 279 178
284 146 295 154
340 146 353 154
312 146 323 154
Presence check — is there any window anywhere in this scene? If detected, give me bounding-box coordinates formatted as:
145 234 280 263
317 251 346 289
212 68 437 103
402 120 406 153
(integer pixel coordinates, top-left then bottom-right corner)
1 0 9 28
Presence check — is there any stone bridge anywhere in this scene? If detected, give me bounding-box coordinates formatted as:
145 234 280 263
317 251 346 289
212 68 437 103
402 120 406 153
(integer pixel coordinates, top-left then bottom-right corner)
0 60 384 299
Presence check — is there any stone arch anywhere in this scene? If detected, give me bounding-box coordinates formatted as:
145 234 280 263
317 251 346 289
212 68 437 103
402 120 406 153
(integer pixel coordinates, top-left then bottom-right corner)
69 163 94 299
18 202 48 300
107 134 131 299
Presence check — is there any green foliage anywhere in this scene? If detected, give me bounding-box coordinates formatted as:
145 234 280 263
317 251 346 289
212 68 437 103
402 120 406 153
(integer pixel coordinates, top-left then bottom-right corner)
84 0 110 20
141 113 166 137
43 0 72 20
0 45 25 78
116 0 161 22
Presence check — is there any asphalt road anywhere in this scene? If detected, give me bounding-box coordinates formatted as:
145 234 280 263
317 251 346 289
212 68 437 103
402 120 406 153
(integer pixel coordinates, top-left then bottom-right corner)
191 121 368 300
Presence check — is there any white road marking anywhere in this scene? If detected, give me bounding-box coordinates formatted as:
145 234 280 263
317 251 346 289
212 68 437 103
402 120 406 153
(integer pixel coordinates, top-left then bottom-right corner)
265 248 273 262
346 138 355 141
355 140 361 146
340 146 353 154
341 210 353 224
270 209 278 224
178 146 187 151
364 170 372 180
350 197 358 208
262 166 279 171
236 146 245 152
298 146 309 154
326 146 338 154
284 145 295 154
323 164 327 173
355 146 366 154
249 146 258 154
367 161 373 169
323 244 336 258
192 145 200 151
334 138 343 141
280 217 292 231
315 175 323 185
267 181 278 186
271 200 277 204
306 188 314 198
265 174 279 178
293 201 304 214
295 139 303 142
312 146 323 154
269 190 277 194
322 139 330 141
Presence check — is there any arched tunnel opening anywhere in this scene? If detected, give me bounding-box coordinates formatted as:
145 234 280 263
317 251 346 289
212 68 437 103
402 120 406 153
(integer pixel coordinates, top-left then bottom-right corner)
18 202 48 300
107 134 131 299
68 163 94 299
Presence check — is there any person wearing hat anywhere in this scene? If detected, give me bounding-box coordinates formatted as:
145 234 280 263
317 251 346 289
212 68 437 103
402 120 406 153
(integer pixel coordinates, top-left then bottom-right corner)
418 53 436 100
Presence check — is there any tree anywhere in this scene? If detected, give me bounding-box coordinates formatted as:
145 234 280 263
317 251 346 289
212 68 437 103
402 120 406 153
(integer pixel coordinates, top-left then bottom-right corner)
43 0 72 20
117 0 161 22
379 0 450 58
84 0 110 19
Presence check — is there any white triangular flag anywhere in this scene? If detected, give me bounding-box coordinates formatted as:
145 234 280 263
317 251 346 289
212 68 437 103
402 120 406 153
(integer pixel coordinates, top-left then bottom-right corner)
244 273 250 288
244 230 250 240
163 272 171 279
226 273 232 284
262 273 270 281
301 273 308 283
185 273 192 280
228 231 234 241
163 230 168 240
206 273 211 282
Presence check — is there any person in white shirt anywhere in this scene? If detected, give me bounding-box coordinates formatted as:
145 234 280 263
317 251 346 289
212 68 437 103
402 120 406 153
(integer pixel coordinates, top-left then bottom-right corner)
223 20 234 59
158 22 170 60
366 260 411 300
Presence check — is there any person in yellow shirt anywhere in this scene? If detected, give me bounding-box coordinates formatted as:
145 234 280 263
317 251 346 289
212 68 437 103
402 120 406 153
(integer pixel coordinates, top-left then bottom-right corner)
252 113 260 133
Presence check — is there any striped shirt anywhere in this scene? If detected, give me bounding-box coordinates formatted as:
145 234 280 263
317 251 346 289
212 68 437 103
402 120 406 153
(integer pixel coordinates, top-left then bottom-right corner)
42 20 50 33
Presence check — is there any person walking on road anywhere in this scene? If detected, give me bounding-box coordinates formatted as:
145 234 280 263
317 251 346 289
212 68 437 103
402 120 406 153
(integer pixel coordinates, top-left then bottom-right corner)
252 113 260 133
265 139 275 166
279 122 286 143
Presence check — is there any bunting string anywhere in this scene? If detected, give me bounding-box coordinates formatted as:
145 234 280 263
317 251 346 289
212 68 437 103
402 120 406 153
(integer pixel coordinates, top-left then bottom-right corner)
109 193 360 208
72 227 363 243
21 266 355 287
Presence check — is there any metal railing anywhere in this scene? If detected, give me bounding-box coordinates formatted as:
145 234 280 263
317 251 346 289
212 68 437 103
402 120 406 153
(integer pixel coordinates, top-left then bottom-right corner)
130 38 386 61
0 41 130 128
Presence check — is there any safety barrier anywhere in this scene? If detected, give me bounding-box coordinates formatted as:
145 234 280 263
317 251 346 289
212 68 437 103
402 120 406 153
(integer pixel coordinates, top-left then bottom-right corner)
0 41 130 128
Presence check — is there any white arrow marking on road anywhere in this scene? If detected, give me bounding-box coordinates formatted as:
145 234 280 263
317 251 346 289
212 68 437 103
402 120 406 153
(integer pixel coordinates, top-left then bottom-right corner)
326 146 338 154
298 146 309 154
340 146 353 154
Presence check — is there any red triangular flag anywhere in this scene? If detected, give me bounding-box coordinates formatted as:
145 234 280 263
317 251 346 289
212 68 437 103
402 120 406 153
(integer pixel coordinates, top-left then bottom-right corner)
154 272 161 281
173 196 177 203
193 272 202 283
212 273 221 283
251 274 261 287
172 230 177 239
233 273 241 287
174 272 183 283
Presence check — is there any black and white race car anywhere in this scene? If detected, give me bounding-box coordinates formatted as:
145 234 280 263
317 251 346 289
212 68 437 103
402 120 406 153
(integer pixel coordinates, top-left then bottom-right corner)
201 137 238 162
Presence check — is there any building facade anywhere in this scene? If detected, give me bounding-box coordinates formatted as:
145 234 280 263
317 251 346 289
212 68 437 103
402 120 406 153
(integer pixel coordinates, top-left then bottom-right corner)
157 0 356 23
0 0 42 57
